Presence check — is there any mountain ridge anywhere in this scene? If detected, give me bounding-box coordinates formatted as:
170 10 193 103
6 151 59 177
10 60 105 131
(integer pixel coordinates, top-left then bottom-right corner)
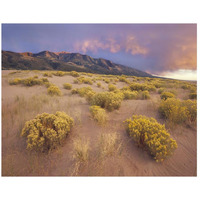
2 50 152 77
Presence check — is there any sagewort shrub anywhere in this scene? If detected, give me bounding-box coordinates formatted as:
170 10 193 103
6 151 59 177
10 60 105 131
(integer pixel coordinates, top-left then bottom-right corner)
160 91 175 100
125 115 177 162
21 112 74 152
47 84 62 96
108 84 117 92
123 90 138 100
159 98 197 124
89 105 107 125
91 92 124 111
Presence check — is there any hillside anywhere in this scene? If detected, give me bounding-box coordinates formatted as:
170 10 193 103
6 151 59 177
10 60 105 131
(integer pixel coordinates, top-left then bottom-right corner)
2 50 152 77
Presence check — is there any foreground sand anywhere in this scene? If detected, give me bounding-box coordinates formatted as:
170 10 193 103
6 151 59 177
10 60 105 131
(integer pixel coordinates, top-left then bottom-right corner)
2 70 197 176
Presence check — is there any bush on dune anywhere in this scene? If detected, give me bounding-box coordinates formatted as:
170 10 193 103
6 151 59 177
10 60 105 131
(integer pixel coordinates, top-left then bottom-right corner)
47 84 62 96
125 115 177 162
89 105 107 125
63 83 72 90
21 112 74 152
159 98 197 124
160 91 175 100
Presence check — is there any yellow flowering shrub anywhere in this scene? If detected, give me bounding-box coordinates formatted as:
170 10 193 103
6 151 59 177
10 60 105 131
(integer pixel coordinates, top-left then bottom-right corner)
75 76 93 85
141 90 150 99
97 82 102 87
89 105 107 125
160 92 175 100
63 83 72 90
158 88 165 94
70 71 80 77
9 77 49 87
125 115 177 162
108 84 117 91
91 92 124 111
53 71 66 76
123 90 138 100
159 98 197 124
21 112 74 152
43 72 52 77
47 84 62 96
129 83 156 92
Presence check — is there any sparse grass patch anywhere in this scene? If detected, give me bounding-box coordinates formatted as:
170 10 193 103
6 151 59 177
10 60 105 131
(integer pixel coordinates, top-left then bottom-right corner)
125 115 177 162
98 132 122 158
89 105 107 125
21 112 74 152
73 137 90 162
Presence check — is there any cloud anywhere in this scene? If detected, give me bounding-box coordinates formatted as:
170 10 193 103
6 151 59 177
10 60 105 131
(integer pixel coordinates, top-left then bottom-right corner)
73 35 148 55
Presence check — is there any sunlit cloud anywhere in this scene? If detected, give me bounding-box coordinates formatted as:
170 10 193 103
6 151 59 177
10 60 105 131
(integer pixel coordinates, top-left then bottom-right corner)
154 69 197 81
73 35 148 55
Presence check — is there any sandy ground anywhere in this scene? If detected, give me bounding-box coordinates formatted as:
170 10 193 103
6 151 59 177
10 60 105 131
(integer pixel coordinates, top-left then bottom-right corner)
1 70 197 176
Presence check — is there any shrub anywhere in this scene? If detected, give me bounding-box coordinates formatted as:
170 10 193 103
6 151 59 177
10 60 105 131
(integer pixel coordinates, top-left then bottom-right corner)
53 71 66 76
123 90 138 100
129 83 155 91
89 105 107 125
9 78 22 85
47 84 62 96
91 92 124 111
97 82 101 88
141 90 150 99
125 115 177 162
75 76 93 85
63 83 72 90
75 87 93 97
159 98 197 124
71 88 78 94
158 88 165 94
43 72 52 77
160 92 175 100
189 93 197 99
21 112 74 152
108 84 117 91
70 71 80 77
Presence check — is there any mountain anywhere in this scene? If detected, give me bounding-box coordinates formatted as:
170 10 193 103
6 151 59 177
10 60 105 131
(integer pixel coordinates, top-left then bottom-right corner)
2 50 152 77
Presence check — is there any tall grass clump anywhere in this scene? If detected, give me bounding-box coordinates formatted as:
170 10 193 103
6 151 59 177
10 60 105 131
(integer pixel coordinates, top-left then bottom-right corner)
89 106 107 125
98 132 122 158
125 115 177 162
21 112 74 152
159 98 197 124
91 92 124 111
47 84 62 96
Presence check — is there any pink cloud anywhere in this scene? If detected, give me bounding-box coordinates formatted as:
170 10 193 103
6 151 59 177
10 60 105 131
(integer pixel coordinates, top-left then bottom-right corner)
73 35 148 55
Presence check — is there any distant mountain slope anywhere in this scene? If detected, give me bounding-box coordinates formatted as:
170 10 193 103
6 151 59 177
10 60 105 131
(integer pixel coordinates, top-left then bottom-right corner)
2 50 152 77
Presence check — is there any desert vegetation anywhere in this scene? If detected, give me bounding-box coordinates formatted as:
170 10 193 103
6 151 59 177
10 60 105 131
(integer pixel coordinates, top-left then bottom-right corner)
2 70 197 176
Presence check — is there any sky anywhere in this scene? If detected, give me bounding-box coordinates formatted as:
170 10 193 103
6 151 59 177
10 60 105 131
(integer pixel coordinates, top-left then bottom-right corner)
2 24 197 80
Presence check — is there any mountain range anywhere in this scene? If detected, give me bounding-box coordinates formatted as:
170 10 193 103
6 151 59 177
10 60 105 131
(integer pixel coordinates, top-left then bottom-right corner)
2 50 152 77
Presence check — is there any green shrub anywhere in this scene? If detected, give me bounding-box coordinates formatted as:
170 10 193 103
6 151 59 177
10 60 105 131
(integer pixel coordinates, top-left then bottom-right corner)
125 115 177 162
159 98 197 124
47 84 62 96
91 92 124 111
189 93 197 99
89 105 107 125
123 90 138 100
70 71 80 77
21 112 74 152
108 84 117 91
63 83 72 90
160 92 175 100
